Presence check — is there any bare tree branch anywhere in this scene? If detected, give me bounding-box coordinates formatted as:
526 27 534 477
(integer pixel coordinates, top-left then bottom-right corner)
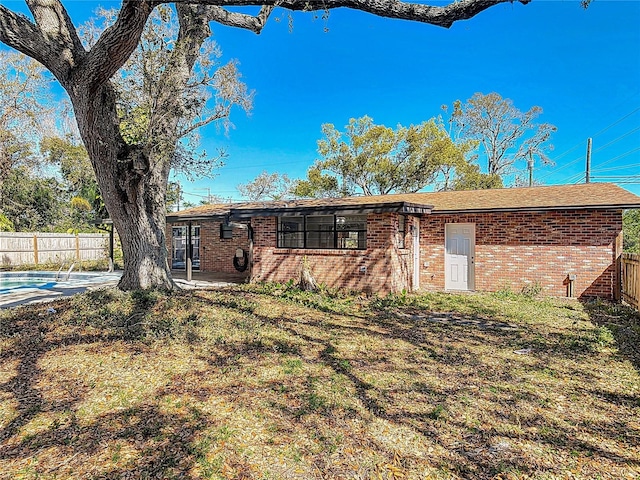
205 5 274 33
25 0 84 54
172 0 528 28
177 110 228 138
0 6 52 64
77 0 155 88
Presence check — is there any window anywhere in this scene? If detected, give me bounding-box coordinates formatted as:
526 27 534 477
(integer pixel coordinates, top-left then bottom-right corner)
306 215 334 248
277 215 367 249
337 215 367 249
278 216 304 248
398 215 406 249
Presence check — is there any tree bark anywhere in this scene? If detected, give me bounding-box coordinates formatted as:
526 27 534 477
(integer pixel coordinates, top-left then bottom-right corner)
70 82 175 290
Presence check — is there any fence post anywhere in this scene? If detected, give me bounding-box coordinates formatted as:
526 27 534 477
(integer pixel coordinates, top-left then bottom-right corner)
636 256 640 310
75 234 81 261
33 234 39 265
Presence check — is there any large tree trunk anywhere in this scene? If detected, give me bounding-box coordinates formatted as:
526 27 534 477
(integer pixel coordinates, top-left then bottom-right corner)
64 4 214 291
71 82 174 290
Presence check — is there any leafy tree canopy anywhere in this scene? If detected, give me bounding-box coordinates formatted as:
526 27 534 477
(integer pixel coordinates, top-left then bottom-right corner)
293 116 472 197
451 162 503 191
623 209 640 253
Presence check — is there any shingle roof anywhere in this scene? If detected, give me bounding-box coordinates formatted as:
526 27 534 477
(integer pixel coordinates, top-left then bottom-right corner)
167 183 640 221
392 183 640 213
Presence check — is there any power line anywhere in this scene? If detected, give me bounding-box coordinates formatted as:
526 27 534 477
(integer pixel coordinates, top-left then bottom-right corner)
539 106 640 182
547 106 640 165
590 178 640 185
592 125 640 155
537 154 585 182
589 106 640 140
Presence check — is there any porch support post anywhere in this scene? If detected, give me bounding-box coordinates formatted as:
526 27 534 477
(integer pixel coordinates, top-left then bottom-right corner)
187 221 193 282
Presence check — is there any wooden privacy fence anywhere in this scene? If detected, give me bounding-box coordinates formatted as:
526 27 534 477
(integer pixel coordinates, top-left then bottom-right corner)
0 232 108 267
622 253 639 310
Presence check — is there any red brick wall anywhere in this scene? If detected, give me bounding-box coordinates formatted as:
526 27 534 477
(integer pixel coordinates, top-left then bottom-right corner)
419 209 622 299
167 221 250 275
250 214 416 294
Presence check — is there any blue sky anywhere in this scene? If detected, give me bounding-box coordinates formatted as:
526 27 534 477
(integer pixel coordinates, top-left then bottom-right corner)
3 0 640 201
182 0 640 201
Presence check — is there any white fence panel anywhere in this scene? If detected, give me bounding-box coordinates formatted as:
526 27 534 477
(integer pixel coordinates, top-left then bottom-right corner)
0 232 108 266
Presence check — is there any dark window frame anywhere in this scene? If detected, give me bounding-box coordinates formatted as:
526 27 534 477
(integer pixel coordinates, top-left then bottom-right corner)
277 214 367 250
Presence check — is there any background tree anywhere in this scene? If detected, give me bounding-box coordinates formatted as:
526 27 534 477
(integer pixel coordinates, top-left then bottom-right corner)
451 162 503 191
0 166 64 231
449 92 556 181
623 210 640 253
292 165 341 198
294 116 470 197
238 171 292 201
0 0 529 290
0 52 50 205
41 135 108 224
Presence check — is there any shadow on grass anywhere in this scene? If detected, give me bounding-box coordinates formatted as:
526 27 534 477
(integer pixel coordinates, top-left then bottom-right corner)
194 288 640 478
0 287 638 479
0 291 224 479
581 298 640 371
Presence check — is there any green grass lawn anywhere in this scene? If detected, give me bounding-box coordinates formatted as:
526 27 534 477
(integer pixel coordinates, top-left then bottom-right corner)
0 285 638 479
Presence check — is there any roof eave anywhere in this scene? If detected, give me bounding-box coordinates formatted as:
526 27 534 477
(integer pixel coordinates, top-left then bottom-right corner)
229 201 432 219
166 213 230 222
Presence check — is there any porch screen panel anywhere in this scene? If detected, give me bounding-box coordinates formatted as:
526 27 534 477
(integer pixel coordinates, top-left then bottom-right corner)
278 216 304 248
171 225 200 270
337 215 367 249
172 226 186 269
277 214 367 250
306 215 335 249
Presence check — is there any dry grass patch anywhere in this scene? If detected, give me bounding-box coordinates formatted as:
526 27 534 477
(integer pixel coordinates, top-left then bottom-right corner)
0 285 638 479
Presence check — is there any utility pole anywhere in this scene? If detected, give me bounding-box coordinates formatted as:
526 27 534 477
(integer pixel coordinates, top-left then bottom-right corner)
195 187 212 204
527 150 534 187
585 138 592 183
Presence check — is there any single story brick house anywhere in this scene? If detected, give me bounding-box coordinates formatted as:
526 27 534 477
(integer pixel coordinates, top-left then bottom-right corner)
166 183 640 299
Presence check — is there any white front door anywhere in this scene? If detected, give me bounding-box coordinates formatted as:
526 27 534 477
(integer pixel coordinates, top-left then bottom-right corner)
445 223 475 291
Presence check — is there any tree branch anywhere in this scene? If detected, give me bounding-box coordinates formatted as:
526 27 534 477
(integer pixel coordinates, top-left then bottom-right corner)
0 6 53 65
25 0 84 55
77 0 155 89
205 5 274 33
173 0 528 29
178 109 229 138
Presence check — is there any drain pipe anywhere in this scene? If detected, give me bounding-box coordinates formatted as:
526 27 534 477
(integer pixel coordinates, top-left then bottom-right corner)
567 273 577 297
